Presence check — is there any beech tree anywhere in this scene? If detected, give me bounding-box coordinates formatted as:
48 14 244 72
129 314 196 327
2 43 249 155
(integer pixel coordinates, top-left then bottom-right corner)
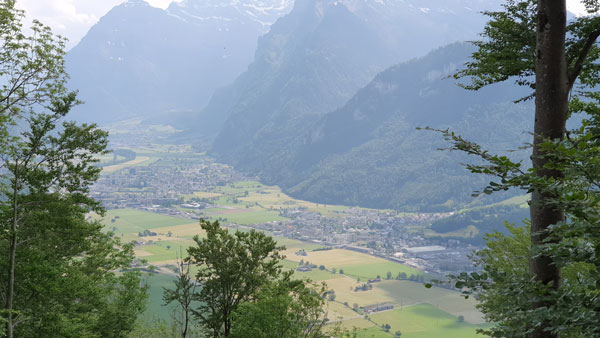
439 0 600 337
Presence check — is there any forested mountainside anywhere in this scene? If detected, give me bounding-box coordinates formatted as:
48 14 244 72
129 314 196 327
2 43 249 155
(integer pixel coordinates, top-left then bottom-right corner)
65 0 526 212
209 41 532 211
66 0 293 124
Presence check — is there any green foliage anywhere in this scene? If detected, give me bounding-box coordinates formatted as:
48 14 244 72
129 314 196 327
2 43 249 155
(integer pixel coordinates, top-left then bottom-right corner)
441 100 600 336
187 219 285 337
453 0 537 93
161 219 336 337
162 256 197 338
128 318 180 338
429 204 529 244
455 0 600 95
439 1 600 336
0 2 147 336
230 274 328 338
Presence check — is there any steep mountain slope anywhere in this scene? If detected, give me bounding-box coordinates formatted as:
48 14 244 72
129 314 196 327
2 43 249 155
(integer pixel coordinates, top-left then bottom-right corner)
205 0 401 159
66 0 293 124
201 0 513 210
282 43 533 211
211 42 532 211
203 0 499 139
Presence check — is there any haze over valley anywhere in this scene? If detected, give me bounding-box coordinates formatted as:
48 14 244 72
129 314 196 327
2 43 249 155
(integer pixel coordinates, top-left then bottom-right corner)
68 1 534 336
3 0 597 337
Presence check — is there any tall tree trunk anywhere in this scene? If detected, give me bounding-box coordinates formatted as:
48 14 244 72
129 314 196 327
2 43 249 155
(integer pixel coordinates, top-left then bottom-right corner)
530 1 568 337
6 162 18 338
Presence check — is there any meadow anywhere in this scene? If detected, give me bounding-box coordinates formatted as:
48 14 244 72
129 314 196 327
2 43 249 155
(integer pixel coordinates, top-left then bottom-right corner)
357 304 491 338
283 249 422 280
102 156 155 173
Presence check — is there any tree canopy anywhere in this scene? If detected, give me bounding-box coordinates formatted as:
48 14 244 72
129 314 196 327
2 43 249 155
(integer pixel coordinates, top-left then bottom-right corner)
0 1 147 336
439 0 600 337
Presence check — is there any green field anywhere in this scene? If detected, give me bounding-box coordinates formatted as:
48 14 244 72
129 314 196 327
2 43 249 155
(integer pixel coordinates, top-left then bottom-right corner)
142 273 177 320
216 210 286 225
280 259 344 281
342 262 422 280
95 202 486 338
137 239 197 263
98 208 191 234
283 249 422 282
355 304 491 338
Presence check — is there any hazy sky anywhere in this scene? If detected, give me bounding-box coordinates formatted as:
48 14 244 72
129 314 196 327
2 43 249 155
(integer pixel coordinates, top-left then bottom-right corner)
15 0 183 49
15 0 590 50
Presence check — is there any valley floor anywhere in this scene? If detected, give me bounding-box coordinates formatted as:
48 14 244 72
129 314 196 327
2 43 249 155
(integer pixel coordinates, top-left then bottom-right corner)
91 135 494 337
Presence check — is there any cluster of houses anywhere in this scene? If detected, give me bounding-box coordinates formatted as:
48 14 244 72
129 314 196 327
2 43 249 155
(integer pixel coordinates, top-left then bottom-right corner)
93 148 479 277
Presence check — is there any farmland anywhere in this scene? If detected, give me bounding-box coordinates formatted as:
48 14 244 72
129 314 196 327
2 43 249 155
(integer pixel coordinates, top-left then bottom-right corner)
352 304 490 338
90 142 491 337
96 207 486 337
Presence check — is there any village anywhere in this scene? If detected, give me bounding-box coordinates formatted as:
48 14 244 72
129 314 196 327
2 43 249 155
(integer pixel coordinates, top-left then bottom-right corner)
91 149 479 277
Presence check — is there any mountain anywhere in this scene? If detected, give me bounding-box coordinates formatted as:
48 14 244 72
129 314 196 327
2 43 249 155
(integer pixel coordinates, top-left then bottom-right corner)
216 42 533 211
66 0 293 124
202 0 500 141
201 0 518 210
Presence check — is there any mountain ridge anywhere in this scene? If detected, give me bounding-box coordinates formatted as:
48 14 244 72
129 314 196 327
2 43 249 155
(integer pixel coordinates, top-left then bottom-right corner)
66 0 294 124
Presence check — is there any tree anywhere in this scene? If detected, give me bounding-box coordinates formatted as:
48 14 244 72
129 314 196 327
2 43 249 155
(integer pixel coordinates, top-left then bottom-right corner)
163 254 197 338
229 273 328 338
187 220 284 337
443 0 600 336
0 2 147 336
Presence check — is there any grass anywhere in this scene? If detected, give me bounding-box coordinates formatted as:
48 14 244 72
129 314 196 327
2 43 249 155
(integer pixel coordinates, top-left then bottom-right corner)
274 237 325 250
196 180 348 218
152 223 205 238
283 249 381 266
460 194 529 214
321 277 403 311
342 262 422 280
184 191 223 199
142 273 176 320
102 156 152 173
212 210 286 225
374 280 482 323
361 303 491 338
98 209 191 234
238 187 348 217
282 249 421 280
280 258 344 282
424 224 479 239
131 157 159 167
316 277 483 323
139 239 196 263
